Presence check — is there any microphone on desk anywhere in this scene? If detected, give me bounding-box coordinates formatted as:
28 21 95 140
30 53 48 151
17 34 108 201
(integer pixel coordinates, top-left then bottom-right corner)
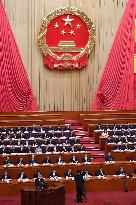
124 174 128 192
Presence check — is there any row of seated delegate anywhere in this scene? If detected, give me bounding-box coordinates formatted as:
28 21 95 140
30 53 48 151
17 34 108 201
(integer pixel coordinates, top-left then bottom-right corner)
0 144 86 154
105 135 136 151
0 166 136 182
0 152 131 167
2 152 134 166
113 143 136 151
2 153 91 165
0 133 76 141
100 130 136 138
106 136 136 144
0 137 80 146
0 131 75 140
95 123 136 132
0 125 71 136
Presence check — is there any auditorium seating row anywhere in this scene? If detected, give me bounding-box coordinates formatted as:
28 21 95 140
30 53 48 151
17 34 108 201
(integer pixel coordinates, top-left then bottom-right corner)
0 161 136 179
79 111 136 130
0 145 85 154
0 161 136 180
0 152 89 164
0 165 136 194
0 138 80 145
111 151 136 161
0 176 136 195
91 123 136 162
99 136 136 150
80 111 136 124
92 123 136 143
0 119 65 126
0 125 68 134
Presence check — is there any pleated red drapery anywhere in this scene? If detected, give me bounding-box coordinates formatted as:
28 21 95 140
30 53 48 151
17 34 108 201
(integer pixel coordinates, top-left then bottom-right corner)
0 1 37 111
91 0 136 110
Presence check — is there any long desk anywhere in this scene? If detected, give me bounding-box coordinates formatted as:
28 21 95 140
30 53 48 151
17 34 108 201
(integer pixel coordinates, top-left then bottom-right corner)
84 118 136 130
111 151 136 161
0 176 136 195
1 161 136 179
80 112 136 124
0 119 65 126
99 138 136 151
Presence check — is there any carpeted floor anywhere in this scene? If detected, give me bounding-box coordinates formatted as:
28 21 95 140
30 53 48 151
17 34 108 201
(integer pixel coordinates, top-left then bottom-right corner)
1 191 136 205
65 191 136 205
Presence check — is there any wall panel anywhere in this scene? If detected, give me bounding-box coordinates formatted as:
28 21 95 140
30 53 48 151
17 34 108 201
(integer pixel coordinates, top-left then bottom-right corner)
2 0 128 111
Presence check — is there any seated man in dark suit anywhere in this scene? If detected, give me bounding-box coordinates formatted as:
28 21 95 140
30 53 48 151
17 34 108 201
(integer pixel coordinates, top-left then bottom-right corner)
69 155 79 164
42 156 52 164
65 169 74 179
16 144 24 153
122 143 129 151
83 170 92 179
116 167 126 176
17 157 25 166
56 155 65 165
1 171 11 181
61 146 68 153
46 145 55 153
121 137 128 143
78 144 86 152
35 174 47 190
74 170 85 203
29 154 37 166
35 146 42 154
114 143 120 151
10 145 18 153
4 156 12 167
70 137 80 146
15 139 23 146
24 145 33 154
0 145 11 154
106 136 113 144
96 168 106 177
49 169 59 179
33 170 42 179
105 152 114 162
82 153 91 164
18 171 28 181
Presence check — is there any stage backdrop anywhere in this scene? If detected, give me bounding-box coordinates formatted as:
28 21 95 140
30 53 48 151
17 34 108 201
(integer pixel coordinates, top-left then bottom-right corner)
2 0 127 111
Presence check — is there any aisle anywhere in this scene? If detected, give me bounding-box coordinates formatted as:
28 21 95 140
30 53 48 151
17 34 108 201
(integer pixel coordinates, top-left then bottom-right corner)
67 120 105 162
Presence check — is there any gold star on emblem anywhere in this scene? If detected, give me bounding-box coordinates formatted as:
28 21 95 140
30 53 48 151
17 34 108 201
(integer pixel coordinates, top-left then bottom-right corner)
76 24 81 29
63 15 74 26
69 30 75 35
54 22 59 29
61 30 66 36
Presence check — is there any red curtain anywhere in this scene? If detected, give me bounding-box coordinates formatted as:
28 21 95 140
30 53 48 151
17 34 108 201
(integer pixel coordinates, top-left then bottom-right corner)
91 0 136 110
0 1 37 111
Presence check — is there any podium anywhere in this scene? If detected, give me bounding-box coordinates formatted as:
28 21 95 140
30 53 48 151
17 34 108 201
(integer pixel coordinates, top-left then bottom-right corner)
21 184 65 205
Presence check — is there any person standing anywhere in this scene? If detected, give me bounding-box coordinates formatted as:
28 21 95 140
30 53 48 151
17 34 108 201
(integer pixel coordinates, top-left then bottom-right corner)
35 174 47 190
74 170 85 203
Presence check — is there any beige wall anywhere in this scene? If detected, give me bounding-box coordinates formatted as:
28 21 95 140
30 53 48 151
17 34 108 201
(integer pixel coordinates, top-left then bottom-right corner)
2 0 128 111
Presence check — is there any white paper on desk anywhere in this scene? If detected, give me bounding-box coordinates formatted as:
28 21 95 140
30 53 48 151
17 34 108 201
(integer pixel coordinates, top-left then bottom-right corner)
66 177 74 180
105 161 115 164
97 176 106 179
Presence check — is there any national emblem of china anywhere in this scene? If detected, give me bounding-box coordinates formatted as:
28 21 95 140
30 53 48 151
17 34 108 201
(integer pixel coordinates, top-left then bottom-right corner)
38 7 96 70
